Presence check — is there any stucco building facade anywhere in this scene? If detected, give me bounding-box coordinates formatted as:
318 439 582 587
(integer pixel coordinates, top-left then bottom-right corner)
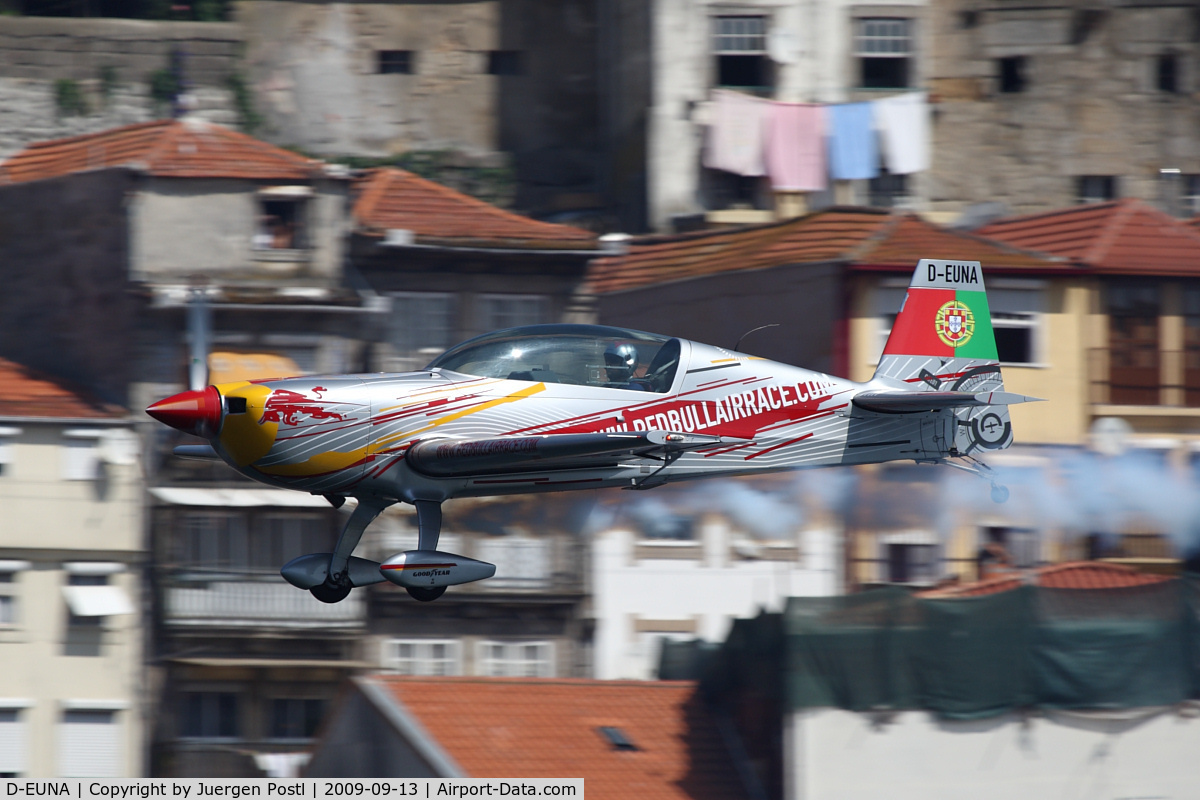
0 360 143 778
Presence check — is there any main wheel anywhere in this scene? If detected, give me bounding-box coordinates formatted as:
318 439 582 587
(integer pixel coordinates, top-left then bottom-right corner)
310 581 352 604
407 586 447 602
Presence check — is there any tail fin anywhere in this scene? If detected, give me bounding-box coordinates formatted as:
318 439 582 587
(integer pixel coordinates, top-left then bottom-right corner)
875 259 1014 453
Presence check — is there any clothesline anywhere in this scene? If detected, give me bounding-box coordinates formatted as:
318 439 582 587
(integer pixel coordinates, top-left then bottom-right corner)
703 89 931 191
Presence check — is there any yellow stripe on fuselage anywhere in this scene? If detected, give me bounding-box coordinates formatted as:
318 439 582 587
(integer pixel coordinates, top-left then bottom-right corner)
254 381 546 479
373 381 546 449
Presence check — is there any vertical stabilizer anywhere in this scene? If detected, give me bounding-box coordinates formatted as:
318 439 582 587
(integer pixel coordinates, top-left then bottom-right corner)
875 259 1013 453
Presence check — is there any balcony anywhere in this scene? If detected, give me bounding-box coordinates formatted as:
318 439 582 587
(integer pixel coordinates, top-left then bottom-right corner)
164 573 365 629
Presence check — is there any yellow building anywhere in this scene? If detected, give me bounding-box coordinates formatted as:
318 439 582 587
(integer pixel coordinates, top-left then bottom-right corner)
845 199 1200 587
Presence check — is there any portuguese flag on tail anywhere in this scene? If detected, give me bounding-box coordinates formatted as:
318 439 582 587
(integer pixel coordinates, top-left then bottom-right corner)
885 288 997 359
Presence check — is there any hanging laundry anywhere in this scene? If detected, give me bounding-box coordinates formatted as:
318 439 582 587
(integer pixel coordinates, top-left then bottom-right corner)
764 103 827 192
828 102 878 181
704 89 770 177
873 92 930 175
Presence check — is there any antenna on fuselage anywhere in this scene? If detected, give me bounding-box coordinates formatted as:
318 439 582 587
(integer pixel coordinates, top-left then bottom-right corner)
733 323 780 353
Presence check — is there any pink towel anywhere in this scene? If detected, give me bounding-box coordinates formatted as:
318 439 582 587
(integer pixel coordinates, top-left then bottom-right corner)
764 103 827 192
704 90 769 177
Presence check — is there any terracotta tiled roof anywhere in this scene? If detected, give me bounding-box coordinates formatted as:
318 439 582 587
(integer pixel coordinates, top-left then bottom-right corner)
0 118 324 184
352 168 597 250
0 358 125 419
366 675 749 800
976 199 1200 275
587 207 1061 294
918 561 1173 598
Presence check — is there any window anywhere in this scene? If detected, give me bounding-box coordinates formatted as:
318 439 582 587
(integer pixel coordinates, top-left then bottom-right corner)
998 56 1026 93
269 698 326 740
65 573 114 628
62 436 99 481
1157 53 1179 93
0 427 17 478
713 15 772 91
1077 175 1117 203
382 639 463 676
378 50 413 75
473 537 550 589
993 311 1038 363
1107 282 1160 405
181 692 239 739
487 51 522 76
181 512 332 572
477 295 550 331
58 710 120 778
254 191 310 251
856 18 911 89
478 641 554 677
0 707 26 777
179 512 248 571
1182 285 1200 406
868 170 908 208
251 514 332 572
885 543 938 584
0 569 20 627
980 526 1038 569
1182 175 1200 216
389 292 458 369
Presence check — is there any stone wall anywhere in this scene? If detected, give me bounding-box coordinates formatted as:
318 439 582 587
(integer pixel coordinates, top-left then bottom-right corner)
0 18 242 160
0 17 242 84
928 1 1200 218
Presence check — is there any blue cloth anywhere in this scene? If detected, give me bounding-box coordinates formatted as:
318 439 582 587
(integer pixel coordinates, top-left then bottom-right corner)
828 102 878 181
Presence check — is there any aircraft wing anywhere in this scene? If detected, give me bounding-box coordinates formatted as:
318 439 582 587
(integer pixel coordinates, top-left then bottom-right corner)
405 431 738 477
852 390 1043 414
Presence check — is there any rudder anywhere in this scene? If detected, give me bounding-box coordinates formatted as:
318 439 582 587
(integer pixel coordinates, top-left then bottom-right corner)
875 259 1013 454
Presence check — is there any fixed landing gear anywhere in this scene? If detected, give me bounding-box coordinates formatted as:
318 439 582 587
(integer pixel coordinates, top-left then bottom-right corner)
406 586 447 602
310 581 352 604
284 496 488 603
944 456 1009 504
310 496 393 604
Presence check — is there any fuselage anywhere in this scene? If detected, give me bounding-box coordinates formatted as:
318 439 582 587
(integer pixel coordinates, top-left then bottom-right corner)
202 336 948 504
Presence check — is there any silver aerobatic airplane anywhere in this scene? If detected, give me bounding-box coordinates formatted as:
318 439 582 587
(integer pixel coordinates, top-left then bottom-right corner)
147 259 1039 602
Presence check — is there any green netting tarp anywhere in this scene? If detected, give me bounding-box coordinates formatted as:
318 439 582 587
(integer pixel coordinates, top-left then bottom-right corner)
702 574 1200 720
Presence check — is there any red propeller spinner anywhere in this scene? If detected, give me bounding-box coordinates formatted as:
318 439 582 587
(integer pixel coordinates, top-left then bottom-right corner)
146 386 222 437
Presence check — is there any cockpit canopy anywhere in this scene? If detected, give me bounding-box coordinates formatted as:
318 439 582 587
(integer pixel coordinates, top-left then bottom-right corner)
427 324 682 393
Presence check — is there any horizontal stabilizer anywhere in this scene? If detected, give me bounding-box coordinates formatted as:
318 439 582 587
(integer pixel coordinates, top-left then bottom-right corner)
406 430 739 478
173 444 221 460
853 390 1043 414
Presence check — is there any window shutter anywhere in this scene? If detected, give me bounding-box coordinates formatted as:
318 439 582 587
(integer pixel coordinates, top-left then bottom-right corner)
58 711 120 777
0 709 26 774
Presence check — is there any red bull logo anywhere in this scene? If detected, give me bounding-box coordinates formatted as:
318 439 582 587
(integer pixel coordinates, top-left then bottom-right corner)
260 387 347 426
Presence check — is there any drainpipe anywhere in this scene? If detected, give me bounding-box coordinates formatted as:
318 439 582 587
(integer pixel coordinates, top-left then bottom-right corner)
187 287 211 391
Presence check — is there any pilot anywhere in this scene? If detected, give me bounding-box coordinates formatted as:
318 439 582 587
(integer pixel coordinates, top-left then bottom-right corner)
604 343 642 388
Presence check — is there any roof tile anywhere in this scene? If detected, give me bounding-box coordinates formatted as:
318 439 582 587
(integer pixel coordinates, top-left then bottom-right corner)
587 208 1060 294
352 168 596 250
0 358 125 419
371 676 749 800
918 561 1172 598
0 118 324 184
976 199 1200 275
